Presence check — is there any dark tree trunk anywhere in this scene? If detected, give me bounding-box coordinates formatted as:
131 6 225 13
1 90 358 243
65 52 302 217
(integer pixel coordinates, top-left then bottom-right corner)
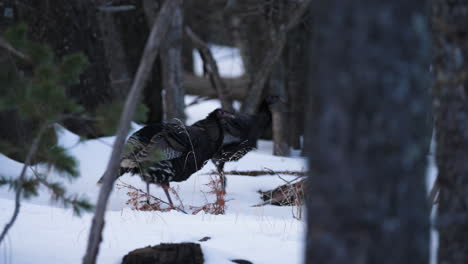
305 1 431 263
161 1 185 121
141 0 165 124
96 9 132 101
285 25 307 150
269 59 290 156
432 1 468 263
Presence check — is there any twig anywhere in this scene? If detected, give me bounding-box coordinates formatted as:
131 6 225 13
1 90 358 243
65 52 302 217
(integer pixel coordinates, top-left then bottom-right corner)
0 124 48 245
185 26 234 112
187 96 210 106
82 1 180 263
117 182 188 214
97 5 136 12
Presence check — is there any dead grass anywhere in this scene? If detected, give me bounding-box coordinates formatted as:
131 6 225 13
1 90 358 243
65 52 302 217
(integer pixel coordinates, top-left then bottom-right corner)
116 182 186 213
190 176 229 215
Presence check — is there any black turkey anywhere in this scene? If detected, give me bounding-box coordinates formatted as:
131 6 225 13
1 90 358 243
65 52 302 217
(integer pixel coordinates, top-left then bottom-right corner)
98 109 235 207
212 96 280 190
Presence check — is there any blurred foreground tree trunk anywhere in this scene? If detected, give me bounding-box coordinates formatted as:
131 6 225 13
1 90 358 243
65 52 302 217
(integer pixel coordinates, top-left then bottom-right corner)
305 1 431 263
432 1 468 263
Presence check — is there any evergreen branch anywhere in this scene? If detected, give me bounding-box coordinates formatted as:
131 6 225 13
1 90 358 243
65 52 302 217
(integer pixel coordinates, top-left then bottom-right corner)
29 167 93 216
0 123 48 245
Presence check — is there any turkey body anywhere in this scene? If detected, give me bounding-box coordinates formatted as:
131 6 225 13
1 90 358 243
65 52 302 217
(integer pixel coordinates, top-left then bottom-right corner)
212 96 279 176
100 109 231 206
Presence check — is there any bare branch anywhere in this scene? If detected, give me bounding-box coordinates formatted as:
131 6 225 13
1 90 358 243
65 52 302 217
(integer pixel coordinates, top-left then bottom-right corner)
185 26 235 112
82 1 180 263
96 5 136 13
0 36 32 63
0 124 48 245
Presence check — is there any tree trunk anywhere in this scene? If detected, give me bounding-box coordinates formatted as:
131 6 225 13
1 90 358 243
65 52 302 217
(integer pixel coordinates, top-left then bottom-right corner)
96 9 132 100
305 1 431 263
239 0 311 114
269 59 290 156
161 1 185 121
432 1 468 263
286 24 307 150
141 0 165 124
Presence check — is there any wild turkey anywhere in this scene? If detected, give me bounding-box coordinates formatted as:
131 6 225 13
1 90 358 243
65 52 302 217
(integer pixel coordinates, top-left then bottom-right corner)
212 96 280 189
98 109 235 207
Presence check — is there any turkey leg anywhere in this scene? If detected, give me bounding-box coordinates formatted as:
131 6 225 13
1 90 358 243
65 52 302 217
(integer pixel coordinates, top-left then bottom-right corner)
161 183 175 208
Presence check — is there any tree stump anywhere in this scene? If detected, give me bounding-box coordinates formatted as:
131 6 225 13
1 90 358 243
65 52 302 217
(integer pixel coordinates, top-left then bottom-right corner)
122 243 204 264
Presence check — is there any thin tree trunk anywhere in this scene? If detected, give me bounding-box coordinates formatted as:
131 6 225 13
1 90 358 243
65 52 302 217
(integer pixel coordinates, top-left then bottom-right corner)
185 26 234 112
269 59 290 156
432 1 468 263
305 0 431 263
82 1 179 263
161 1 185 121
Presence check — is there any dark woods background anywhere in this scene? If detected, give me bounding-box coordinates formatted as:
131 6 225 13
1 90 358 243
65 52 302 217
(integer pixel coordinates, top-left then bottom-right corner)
1 0 467 263
0 0 308 162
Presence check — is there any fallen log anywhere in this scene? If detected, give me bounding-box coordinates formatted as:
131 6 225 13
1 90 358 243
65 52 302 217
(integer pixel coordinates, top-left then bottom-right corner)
257 178 306 206
122 243 204 264
213 170 308 177
183 72 248 100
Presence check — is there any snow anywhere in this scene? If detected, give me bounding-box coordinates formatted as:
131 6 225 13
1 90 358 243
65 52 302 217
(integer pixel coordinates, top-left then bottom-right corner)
193 45 244 78
0 95 307 264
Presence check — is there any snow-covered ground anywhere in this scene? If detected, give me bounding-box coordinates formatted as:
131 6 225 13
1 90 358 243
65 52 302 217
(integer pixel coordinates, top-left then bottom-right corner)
0 44 439 264
0 96 307 264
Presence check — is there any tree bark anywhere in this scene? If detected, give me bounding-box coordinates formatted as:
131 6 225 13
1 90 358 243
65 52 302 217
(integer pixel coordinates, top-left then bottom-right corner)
432 1 468 263
161 1 185 122
305 1 431 263
82 1 179 263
